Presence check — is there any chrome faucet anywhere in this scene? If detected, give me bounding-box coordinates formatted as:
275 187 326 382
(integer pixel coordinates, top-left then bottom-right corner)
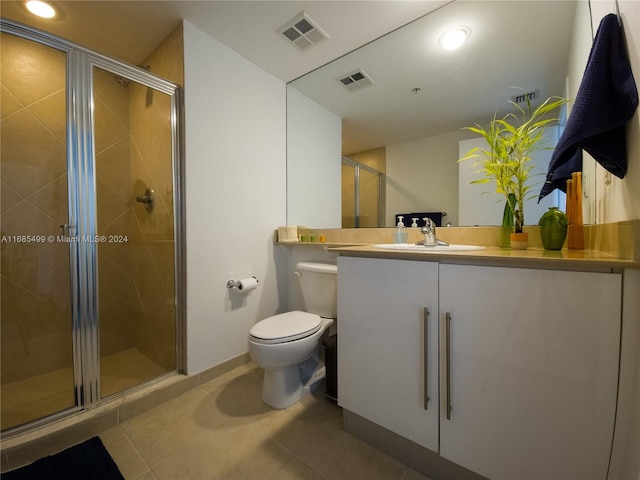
415 218 449 247
421 218 437 246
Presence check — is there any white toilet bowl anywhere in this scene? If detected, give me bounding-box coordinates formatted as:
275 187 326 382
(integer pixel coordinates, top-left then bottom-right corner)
248 311 333 409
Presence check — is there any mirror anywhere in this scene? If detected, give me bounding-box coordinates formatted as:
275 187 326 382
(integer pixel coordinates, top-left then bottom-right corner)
287 0 595 228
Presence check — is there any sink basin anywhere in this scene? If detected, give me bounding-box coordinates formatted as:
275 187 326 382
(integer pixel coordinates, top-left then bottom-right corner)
373 243 485 253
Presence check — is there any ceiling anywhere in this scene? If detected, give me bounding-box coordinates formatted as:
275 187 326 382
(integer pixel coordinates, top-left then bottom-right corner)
289 0 579 154
1 0 580 154
0 0 450 82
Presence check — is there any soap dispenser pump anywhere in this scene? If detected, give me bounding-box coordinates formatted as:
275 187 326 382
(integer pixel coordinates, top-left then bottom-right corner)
394 216 408 243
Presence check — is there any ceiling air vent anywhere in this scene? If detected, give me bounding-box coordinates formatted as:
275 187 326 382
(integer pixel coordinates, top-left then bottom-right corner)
511 89 540 105
338 69 375 92
279 12 329 52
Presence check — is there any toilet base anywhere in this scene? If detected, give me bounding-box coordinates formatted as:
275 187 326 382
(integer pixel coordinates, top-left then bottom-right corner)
261 363 326 409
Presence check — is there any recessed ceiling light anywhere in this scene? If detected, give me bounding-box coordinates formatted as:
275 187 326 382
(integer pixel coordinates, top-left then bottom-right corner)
26 0 56 18
438 26 471 50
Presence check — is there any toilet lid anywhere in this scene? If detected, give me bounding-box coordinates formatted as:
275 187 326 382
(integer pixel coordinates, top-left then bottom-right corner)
249 311 321 344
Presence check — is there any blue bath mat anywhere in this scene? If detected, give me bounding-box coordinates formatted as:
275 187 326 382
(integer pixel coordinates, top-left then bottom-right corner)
3 436 124 480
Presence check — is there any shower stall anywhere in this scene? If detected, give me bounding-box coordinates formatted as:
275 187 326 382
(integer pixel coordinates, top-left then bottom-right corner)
0 21 184 433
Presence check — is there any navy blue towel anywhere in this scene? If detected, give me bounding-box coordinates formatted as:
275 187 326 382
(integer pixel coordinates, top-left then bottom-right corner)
3 437 124 480
539 13 638 200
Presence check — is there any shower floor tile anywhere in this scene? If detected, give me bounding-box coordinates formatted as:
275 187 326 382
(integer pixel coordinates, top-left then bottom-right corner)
1 348 166 431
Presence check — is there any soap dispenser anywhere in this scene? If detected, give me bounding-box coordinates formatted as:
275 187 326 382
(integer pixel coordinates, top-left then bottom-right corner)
411 218 419 228
394 216 408 243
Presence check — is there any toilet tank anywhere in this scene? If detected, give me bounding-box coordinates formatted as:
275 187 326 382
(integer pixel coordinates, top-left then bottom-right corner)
296 262 338 318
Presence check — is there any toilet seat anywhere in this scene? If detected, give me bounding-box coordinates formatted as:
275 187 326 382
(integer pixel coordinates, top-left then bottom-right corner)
249 311 321 345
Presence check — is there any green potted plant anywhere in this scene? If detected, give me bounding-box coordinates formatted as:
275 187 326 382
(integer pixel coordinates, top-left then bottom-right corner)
459 95 567 249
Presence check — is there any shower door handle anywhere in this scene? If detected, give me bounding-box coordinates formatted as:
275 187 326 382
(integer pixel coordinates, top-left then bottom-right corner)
59 224 76 237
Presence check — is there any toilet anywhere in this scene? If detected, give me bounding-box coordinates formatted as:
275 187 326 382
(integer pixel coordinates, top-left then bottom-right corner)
248 262 337 409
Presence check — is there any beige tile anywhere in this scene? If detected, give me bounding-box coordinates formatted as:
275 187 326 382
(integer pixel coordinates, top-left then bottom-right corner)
93 93 129 155
100 426 150 480
93 66 130 129
271 456 325 480
96 136 132 202
97 176 130 231
133 471 158 480
1 109 66 198
1 366 75 430
196 353 251 385
1 180 23 215
97 208 133 272
26 173 69 226
271 410 406 480
1 84 24 119
121 387 224 467
35 257 71 313
3 358 433 480
401 468 433 480
151 421 290 480
27 89 66 144
0 33 66 107
101 348 168 398
118 374 198 422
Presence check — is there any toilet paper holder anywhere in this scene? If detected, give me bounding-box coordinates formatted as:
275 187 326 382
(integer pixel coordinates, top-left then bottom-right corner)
227 276 259 289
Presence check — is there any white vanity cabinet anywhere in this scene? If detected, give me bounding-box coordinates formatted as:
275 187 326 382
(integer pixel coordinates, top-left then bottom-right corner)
337 256 440 451
338 257 622 480
439 264 621 480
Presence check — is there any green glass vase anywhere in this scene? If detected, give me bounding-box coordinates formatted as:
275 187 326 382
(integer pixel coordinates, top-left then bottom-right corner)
500 194 515 249
538 207 568 250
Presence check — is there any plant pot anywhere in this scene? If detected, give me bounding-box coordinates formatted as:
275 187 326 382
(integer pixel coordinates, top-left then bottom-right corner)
510 232 528 250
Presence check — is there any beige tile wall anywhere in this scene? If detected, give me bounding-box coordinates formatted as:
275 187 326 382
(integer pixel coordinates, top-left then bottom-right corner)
1 33 73 384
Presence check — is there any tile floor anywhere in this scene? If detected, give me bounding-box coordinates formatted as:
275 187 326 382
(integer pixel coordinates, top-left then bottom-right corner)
99 362 432 480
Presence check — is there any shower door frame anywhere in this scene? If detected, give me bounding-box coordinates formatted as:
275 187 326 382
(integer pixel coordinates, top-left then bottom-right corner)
1 20 185 432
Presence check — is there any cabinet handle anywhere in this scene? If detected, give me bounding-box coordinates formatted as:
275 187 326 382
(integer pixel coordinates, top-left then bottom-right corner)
445 311 452 420
423 307 429 410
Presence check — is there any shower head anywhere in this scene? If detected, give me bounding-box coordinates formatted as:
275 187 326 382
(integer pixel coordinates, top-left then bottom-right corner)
114 75 130 87
113 65 151 87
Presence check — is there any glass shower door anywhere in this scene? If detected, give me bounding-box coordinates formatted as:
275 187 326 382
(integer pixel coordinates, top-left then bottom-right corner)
341 157 385 228
92 65 177 398
358 168 382 228
0 32 77 430
1 20 183 434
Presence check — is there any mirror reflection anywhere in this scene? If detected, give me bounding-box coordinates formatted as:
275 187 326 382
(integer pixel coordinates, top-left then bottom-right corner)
287 0 595 228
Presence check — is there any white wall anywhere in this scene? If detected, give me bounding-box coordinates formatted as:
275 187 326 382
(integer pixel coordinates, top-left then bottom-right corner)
183 21 288 374
286 86 342 228
386 130 467 227
584 4 640 479
590 0 640 224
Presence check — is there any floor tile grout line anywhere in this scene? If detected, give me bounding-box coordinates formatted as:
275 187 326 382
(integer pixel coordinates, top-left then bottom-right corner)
119 385 224 474
117 424 155 477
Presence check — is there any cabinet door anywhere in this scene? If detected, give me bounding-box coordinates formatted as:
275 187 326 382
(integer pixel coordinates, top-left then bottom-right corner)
439 264 621 480
338 256 439 451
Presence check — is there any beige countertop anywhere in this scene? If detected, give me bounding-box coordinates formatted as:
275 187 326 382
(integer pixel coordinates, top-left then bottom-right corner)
275 221 639 272
328 244 638 272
